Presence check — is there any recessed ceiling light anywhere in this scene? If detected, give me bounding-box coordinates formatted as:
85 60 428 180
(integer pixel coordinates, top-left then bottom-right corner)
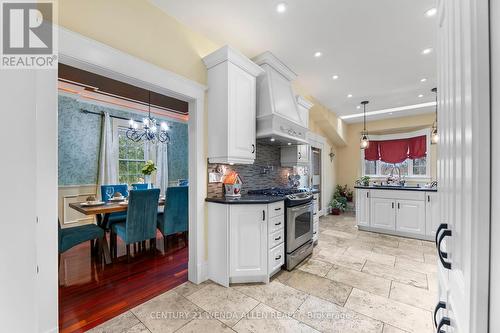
418 94 424 98
347 94 353 98
314 51 322 58
287 142 292 146
356 106 361 109
425 7 437 17
332 75 339 80
276 2 287 13
270 138 275 142
421 48 433 55
420 78 427 82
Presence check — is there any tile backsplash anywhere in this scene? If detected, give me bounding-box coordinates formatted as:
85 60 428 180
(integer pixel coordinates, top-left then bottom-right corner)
207 143 294 197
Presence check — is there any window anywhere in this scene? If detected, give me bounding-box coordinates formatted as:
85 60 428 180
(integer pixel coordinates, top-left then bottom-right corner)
362 130 430 178
118 127 148 184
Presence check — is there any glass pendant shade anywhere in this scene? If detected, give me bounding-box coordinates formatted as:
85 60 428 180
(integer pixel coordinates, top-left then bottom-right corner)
431 127 439 144
360 133 369 149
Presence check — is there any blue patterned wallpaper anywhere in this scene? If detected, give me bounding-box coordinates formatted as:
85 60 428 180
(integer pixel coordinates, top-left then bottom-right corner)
58 94 188 185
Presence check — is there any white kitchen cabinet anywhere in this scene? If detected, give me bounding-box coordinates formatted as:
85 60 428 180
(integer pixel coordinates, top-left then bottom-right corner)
203 46 264 164
425 192 439 237
356 189 370 227
230 205 268 281
370 198 396 230
207 200 285 286
356 188 436 240
280 144 310 166
395 200 425 235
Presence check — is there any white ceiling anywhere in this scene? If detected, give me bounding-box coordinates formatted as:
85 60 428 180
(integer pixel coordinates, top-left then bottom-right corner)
150 0 437 123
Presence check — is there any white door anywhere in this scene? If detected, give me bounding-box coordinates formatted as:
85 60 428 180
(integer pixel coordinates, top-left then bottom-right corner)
228 63 256 161
356 189 370 227
435 0 491 332
230 205 267 279
395 200 425 235
425 192 439 236
370 198 395 230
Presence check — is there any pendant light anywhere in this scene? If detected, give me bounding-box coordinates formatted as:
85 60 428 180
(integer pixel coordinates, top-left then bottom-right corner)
360 100 370 149
431 87 439 144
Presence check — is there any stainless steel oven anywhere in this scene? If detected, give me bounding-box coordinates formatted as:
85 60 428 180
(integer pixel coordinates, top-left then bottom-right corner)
285 201 313 270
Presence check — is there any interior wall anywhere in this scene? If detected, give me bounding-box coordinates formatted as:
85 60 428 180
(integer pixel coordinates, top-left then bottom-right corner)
336 113 437 189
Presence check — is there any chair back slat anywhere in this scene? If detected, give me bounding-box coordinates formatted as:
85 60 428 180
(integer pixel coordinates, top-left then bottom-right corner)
101 184 129 201
159 186 188 235
126 189 160 243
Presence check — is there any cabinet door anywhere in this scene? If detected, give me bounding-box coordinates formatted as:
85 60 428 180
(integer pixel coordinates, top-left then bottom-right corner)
227 64 256 161
425 192 439 236
297 145 309 163
229 204 267 279
356 189 370 227
370 198 395 230
396 200 425 235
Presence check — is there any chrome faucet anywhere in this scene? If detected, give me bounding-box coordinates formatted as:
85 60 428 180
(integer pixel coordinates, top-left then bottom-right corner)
387 165 405 186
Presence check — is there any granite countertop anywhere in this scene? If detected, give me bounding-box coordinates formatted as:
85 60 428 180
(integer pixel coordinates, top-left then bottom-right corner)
205 195 286 204
354 185 437 192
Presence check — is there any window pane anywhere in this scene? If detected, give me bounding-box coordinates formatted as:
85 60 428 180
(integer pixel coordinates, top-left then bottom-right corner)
364 160 377 175
380 160 409 176
413 157 427 175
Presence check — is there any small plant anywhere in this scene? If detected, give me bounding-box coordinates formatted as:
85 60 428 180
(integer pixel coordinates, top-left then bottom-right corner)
334 184 354 202
356 176 371 186
330 196 347 215
141 160 157 176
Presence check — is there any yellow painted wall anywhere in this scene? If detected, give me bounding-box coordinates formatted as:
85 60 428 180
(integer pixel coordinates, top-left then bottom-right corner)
336 113 437 189
56 0 219 84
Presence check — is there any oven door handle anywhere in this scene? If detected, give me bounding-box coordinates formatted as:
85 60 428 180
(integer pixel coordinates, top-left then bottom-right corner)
289 203 313 212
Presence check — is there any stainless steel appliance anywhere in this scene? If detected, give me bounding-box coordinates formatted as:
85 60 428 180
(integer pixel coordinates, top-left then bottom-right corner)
248 188 313 270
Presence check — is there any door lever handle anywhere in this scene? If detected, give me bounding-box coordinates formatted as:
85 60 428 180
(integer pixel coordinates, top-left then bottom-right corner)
438 229 452 269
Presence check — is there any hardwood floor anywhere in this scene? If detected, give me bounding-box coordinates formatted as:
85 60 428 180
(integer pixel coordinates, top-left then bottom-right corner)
58 231 188 333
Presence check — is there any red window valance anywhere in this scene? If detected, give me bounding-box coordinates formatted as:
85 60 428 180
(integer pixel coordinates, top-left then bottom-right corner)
408 135 427 159
364 135 427 163
364 141 379 161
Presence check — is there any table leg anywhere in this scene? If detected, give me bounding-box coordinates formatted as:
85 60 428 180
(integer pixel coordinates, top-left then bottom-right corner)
97 213 112 264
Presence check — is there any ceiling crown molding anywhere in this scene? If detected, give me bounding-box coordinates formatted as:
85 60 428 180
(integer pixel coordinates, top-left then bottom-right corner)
252 51 297 81
202 45 264 77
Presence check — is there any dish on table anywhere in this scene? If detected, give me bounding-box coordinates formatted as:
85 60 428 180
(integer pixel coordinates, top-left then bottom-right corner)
81 201 105 207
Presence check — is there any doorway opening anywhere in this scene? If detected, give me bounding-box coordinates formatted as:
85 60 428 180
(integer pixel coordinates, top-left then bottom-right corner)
57 64 190 332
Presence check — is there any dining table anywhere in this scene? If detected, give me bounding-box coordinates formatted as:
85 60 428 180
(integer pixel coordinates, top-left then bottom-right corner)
69 199 165 264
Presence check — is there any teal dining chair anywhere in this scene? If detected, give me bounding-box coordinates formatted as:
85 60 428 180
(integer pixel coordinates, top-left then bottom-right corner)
131 183 152 190
100 184 129 228
58 220 105 268
157 186 188 253
110 189 160 261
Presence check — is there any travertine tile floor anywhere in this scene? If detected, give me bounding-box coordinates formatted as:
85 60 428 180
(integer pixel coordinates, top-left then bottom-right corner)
89 214 437 333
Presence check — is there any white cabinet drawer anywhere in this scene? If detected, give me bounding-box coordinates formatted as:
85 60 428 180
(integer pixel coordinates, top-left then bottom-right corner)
370 189 425 201
269 243 284 274
269 228 284 249
268 215 284 234
268 201 285 218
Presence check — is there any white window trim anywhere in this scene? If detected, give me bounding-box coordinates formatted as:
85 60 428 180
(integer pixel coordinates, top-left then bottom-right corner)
360 128 431 180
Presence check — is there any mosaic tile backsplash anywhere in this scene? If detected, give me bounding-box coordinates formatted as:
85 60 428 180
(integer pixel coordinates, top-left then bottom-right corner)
58 94 188 186
207 143 294 197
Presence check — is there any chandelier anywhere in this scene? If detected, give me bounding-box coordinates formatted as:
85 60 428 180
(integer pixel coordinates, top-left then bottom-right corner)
127 91 171 144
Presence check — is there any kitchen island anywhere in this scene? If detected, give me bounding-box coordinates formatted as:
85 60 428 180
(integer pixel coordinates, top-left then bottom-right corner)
355 185 438 240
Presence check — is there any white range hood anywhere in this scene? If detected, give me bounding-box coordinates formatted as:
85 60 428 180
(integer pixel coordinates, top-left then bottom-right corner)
252 52 309 145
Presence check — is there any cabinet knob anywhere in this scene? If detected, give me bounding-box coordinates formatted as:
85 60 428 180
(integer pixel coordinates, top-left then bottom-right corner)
262 210 266 221
275 255 282 260
274 236 281 241
275 222 281 226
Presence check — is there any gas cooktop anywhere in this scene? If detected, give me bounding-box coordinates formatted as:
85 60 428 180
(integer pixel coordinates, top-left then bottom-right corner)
248 188 312 207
